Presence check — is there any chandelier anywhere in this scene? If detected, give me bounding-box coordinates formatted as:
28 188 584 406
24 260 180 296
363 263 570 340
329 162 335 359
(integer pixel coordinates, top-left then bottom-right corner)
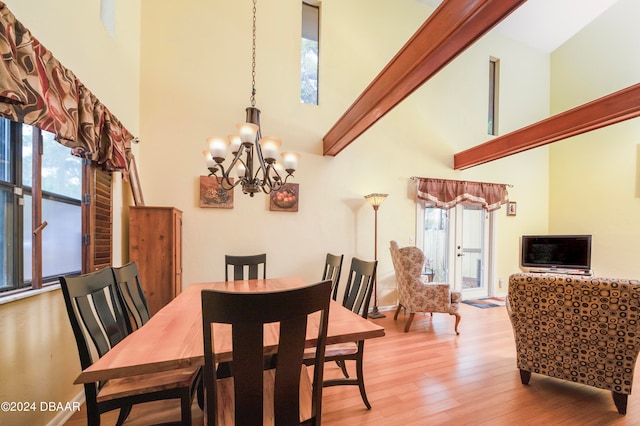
203 0 299 197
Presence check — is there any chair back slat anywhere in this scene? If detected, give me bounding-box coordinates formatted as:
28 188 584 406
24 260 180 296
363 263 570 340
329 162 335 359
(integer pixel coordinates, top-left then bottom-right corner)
60 267 129 369
322 253 344 301
90 288 127 353
342 257 377 318
231 322 265 423
113 261 151 331
202 279 332 425
274 316 308 424
75 294 112 357
225 253 267 281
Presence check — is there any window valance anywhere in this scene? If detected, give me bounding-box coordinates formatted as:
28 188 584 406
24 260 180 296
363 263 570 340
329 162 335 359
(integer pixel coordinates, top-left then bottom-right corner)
414 177 509 212
0 1 133 171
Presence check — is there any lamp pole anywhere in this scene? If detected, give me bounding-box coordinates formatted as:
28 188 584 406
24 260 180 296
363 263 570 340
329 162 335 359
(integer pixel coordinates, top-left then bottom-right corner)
365 193 387 319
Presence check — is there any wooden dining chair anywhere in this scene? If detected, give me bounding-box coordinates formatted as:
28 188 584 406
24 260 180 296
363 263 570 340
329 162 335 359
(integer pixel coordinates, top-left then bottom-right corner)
201 279 332 425
224 253 267 281
309 257 378 409
322 253 344 301
112 261 150 332
60 267 201 426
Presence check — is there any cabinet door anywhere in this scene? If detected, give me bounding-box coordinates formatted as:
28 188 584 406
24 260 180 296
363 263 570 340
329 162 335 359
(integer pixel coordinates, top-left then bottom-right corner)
129 207 182 315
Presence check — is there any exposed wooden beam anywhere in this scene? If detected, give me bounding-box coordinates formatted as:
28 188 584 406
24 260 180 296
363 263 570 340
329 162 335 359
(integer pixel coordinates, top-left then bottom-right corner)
454 83 640 169
322 0 527 157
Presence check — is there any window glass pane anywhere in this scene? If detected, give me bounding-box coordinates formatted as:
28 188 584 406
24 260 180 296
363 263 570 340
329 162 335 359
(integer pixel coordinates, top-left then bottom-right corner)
101 0 116 38
423 207 449 283
42 131 82 199
488 57 500 136
301 3 319 105
1 188 14 289
41 199 81 278
0 118 9 182
22 124 32 187
23 194 31 282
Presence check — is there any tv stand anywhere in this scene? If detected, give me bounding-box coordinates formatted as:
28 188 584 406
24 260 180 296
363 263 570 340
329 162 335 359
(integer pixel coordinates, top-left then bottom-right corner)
528 268 593 276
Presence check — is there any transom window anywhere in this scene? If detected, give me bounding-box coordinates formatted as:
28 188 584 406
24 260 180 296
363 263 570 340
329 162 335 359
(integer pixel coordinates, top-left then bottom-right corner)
301 2 319 105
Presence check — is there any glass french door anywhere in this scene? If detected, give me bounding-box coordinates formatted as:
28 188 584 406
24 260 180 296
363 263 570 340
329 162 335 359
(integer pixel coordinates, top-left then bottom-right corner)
420 203 493 300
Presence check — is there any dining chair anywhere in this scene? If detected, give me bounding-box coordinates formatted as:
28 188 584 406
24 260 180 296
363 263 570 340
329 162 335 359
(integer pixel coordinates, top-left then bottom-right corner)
308 257 377 409
60 267 201 426
201 279 332 425
322 253 344 301
112 261 150 332
224 253 267 281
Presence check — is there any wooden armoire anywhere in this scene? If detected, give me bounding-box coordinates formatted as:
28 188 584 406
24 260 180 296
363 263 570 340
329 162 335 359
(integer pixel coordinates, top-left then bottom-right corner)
128 206 182 315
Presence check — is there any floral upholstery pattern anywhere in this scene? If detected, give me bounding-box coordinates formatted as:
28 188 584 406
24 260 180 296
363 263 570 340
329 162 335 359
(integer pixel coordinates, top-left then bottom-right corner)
507 273 640 414
389 240 461 333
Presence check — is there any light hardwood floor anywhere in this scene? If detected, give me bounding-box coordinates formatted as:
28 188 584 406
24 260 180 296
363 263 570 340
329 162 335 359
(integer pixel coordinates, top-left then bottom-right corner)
66 303 640 425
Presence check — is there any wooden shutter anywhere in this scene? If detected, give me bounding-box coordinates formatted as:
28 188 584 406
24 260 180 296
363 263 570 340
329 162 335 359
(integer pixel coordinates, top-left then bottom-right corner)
82 162 113 272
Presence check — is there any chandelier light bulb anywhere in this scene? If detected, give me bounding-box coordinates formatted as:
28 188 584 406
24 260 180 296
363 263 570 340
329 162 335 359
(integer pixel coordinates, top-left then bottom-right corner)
228 134 242 154
202 150 216 168
259 136 281 163
237 162 246 178
281 152 300 172
207 137 229 162
237 122 259 144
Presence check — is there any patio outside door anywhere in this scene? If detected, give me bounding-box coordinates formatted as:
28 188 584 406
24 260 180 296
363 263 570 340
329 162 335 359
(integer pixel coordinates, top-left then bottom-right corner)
452 204 489 300
421 203 492 300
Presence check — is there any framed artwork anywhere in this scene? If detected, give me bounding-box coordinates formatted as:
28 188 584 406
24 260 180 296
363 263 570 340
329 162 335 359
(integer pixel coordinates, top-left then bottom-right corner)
269 183 299 212
200 176 234 208
507 201 517 216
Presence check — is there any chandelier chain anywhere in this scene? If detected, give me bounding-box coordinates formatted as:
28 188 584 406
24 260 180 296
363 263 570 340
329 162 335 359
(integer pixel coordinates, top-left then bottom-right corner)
250 0 257 107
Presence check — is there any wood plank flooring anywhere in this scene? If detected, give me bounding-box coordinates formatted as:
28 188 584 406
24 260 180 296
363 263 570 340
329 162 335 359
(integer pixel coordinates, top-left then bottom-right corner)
66 303 640 425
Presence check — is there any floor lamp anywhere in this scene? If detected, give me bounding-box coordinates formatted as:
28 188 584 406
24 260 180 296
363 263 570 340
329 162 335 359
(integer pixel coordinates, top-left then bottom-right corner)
365 193 388 319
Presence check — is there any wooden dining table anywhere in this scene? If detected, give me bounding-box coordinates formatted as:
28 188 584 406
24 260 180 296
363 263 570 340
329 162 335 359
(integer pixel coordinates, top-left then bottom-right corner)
75 276 385 384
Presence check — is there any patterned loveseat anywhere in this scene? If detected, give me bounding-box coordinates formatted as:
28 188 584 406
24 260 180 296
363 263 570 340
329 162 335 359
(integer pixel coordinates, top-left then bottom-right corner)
389 240 461 334
507 273 640 414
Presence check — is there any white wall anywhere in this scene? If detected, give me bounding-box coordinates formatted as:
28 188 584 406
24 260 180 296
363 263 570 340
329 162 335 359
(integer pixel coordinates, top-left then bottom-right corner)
138 0 550 302
549 0 640 279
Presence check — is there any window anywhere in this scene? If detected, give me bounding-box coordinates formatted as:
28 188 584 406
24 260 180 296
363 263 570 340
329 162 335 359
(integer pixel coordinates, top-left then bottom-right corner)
100 0 115 38
300 2 319 105
488 57 500 135
0 118 83 293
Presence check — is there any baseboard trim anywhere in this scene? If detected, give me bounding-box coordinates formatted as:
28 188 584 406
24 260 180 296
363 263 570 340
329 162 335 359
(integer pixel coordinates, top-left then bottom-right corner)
46 391 85 426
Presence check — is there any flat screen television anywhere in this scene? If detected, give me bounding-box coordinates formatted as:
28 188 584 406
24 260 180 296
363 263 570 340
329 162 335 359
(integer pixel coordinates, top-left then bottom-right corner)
521 235 592 272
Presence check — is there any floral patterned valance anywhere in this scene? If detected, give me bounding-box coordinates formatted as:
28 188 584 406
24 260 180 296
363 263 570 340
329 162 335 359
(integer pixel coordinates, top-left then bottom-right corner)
415 177 509 212
0 1 133 171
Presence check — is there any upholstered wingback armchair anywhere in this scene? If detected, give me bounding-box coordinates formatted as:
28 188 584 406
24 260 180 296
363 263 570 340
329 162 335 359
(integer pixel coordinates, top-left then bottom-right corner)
507 273 640 415
389 241 461 334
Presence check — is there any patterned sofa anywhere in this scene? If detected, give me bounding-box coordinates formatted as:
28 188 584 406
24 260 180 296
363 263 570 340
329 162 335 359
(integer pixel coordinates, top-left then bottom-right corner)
389 241 461 334
507 272 640 414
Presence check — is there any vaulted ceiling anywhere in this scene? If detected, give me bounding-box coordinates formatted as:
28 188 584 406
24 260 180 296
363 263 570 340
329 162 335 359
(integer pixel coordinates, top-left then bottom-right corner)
322 0 638 169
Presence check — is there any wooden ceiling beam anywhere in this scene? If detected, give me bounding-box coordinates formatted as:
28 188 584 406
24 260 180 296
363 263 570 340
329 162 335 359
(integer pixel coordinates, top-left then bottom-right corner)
322 0 527 157
453 83 640 169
